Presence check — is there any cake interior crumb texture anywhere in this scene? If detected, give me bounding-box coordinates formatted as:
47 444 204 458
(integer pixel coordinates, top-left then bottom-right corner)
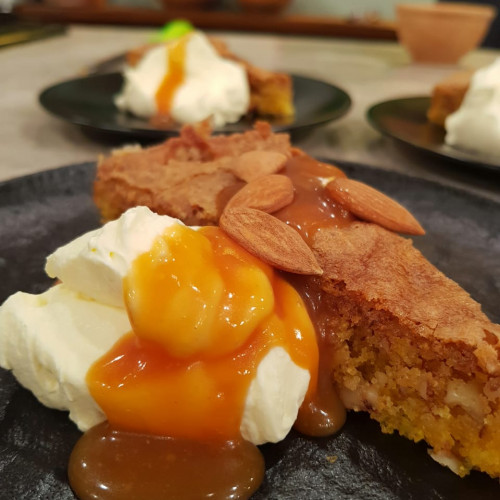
312 223 500 477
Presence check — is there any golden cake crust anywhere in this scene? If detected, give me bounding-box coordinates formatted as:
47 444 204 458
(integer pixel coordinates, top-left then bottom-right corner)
94 123 291 224
312 222 500 374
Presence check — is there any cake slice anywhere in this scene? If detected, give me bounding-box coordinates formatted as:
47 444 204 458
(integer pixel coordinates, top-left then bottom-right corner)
94 123 500 477
311 222 500 477
427 71 472 126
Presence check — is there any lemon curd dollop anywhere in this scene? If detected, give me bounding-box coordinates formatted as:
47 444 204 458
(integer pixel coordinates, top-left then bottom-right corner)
86 225 318 440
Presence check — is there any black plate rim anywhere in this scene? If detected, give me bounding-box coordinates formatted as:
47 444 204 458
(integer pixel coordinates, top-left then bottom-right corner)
366 96 500 173
38 72 352 139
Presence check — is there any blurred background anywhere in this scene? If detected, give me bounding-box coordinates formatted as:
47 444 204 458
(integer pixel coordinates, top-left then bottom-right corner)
1 0 499 184
1 0 498 47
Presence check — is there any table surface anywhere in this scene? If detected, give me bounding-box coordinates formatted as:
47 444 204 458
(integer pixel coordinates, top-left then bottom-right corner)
1 25 499 202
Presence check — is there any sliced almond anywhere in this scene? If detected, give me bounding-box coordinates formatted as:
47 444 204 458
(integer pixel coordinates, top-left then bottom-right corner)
232 151 287 183
225 174 294 213
326 178 425 235
220 207 322 275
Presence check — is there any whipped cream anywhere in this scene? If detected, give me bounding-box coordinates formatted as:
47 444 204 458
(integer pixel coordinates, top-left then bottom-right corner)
115 32 250 127
46 206 178 308
1 207 310 443
0 285 130 430
241 346 309 444
445 58 500 156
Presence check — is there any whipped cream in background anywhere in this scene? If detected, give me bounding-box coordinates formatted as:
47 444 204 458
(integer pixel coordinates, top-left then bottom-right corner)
1 207 310 442
445 58 500 156
115 32 250 127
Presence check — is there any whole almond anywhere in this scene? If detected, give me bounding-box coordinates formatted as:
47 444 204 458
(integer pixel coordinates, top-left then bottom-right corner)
225 174 294 213
232 151 287 182
326 178 425 235
220 207 322 275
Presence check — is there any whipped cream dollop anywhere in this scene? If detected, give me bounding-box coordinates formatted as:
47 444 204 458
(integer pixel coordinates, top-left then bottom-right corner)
45 206 177 308
0 285 130 430
445 58 500 156
115 32 250 127
0 207 309 444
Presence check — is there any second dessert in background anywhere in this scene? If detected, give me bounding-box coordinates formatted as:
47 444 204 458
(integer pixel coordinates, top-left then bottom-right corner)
427 58 500 156
116 25 294 128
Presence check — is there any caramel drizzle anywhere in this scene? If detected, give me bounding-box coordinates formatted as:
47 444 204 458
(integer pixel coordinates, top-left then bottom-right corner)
269 155 352 435
274 156 356 244
69 422 264 500
155 36 189 115
70 155 353 500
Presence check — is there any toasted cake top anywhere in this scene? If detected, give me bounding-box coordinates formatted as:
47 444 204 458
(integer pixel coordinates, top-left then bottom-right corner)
94 122 291 224
312 222 500 374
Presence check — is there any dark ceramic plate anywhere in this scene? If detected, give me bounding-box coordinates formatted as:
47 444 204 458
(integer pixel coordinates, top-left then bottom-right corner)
367 97 500 172
38 73 351 140
1 162 499 499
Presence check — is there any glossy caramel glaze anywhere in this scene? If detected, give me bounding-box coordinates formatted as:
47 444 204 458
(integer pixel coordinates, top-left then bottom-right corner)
73 155 355 500
276 155 351 435
290 276 347 436
86 226 318 440
275 156 356 244
69 422 264 500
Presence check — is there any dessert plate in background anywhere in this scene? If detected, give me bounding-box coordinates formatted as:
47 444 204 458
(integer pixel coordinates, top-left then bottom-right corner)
1 161 499 498
38 73 351 141
367 97 500 173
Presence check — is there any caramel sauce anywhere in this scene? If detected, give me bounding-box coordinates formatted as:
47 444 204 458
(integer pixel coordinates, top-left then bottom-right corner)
87 226 318 440
69 422 264 500
71 156 355 499
276 156 351 436
72 226 318 498
291 277 347 436
294 355 346 437
275 156 355 243
155 36 188 115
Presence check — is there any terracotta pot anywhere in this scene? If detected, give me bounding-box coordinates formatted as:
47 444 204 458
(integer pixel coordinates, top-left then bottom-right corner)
396 3 496 64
